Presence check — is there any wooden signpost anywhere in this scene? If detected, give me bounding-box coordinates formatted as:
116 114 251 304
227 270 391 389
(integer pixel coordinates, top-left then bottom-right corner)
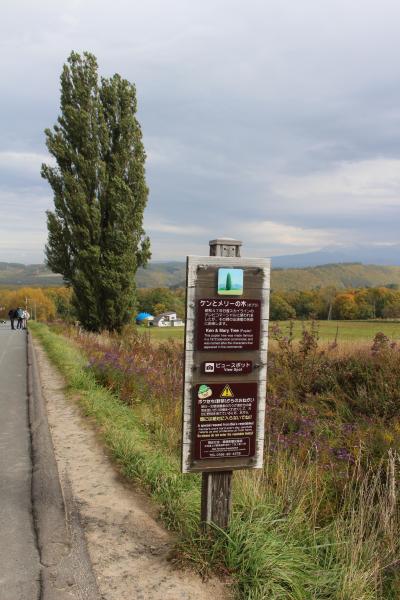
182 238 270 528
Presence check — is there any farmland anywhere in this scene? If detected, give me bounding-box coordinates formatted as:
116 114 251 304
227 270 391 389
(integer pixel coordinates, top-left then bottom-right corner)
140 319 400 344
274 319 400 342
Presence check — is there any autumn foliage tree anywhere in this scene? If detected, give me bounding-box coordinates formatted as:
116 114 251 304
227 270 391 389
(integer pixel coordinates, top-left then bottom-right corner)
270 293 296 320
0 288 56 321
268 286 400 320
42 51 150 332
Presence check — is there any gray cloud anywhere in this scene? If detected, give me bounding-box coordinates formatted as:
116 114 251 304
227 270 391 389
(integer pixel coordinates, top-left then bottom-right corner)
1 0 400 261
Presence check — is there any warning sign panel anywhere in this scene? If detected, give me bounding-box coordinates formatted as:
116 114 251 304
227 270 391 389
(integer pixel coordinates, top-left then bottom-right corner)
193 382 258 460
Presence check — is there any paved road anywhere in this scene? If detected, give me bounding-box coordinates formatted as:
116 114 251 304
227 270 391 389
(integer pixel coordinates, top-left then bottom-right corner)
0 323 40 599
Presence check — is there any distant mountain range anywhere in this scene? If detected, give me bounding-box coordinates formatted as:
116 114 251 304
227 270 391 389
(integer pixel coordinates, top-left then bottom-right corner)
272 263 400 291
2 258 400 292
136 262 400 291
3 244 400 280
272 244 400 268
0 262 63 287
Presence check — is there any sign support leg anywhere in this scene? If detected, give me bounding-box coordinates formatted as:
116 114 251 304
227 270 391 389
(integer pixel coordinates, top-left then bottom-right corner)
201 471 232 529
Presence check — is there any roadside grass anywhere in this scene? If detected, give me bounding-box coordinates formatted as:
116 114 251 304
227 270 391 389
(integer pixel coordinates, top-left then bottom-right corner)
31 321 400 599
29 321 199 534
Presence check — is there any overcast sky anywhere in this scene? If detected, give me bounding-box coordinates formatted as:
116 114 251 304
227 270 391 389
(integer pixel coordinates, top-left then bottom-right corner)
1 0 400 263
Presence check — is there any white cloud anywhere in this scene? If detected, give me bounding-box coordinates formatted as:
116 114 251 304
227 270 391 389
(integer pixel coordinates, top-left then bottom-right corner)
270 159 400 214
0 187 50 262
240 220 339 248
0 151 50 171
145 137 186 167
145 220 206 236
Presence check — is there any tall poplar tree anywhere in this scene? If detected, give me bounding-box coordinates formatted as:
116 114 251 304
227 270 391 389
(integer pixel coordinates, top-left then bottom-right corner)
42 51 150 331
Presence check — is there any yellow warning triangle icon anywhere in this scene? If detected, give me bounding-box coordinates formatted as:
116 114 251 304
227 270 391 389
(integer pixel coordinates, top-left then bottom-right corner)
221 384 234 398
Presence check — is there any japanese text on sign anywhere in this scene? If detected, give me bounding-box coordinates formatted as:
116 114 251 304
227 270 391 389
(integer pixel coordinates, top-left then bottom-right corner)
203 361 253 375
197 299 261 351
194 382 257 460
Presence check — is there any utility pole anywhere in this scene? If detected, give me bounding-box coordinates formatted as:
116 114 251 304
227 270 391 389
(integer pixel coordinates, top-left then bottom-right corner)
26 298 37 321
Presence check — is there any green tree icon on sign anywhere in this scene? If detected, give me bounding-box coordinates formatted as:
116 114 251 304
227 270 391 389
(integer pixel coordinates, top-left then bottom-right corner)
218 268 243 295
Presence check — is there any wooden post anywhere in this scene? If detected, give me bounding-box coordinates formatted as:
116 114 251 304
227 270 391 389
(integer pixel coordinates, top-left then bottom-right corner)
200 238 242 529
201 470 232 529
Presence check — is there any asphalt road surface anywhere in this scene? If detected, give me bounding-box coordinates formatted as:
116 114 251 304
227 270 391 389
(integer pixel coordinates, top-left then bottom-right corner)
0 322 99 600
0 323 41 599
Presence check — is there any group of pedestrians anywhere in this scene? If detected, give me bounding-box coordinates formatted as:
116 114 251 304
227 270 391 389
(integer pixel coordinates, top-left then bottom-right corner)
8 307 30 330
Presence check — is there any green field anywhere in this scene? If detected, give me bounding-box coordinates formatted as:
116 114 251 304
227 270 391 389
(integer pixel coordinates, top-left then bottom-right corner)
139 320 400 344
274 320 400 342
137 325 185 342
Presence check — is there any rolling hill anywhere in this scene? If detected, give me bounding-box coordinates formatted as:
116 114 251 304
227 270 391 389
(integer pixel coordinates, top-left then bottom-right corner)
271 263 400 291
2 261 400 291
0 262 63 287
137 262 400 291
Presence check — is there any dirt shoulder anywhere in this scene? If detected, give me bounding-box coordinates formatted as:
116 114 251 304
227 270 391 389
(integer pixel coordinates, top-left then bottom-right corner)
33 338 231 600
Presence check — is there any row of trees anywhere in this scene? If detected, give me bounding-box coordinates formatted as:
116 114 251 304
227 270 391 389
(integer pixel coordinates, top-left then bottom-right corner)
141 286 400 322
0 287 72 322
271 286 400 320
2 285 400 324
137 287 185 318
0 286 183 324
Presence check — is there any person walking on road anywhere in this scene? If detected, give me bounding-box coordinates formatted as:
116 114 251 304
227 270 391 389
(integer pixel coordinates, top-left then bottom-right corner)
8 308 16 330
22 309 30 330
15 307 24 330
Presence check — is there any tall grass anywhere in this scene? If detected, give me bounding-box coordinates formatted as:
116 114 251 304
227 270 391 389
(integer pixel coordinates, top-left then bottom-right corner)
31 321 400 598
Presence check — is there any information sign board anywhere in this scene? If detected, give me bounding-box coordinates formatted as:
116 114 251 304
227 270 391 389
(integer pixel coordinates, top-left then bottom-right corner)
182 256 270 474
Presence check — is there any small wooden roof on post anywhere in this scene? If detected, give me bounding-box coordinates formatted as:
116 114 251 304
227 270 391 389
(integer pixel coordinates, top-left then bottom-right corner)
209 238 242 258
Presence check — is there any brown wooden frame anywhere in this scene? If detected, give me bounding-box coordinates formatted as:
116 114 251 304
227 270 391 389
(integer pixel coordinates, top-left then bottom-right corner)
182 255 270 474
